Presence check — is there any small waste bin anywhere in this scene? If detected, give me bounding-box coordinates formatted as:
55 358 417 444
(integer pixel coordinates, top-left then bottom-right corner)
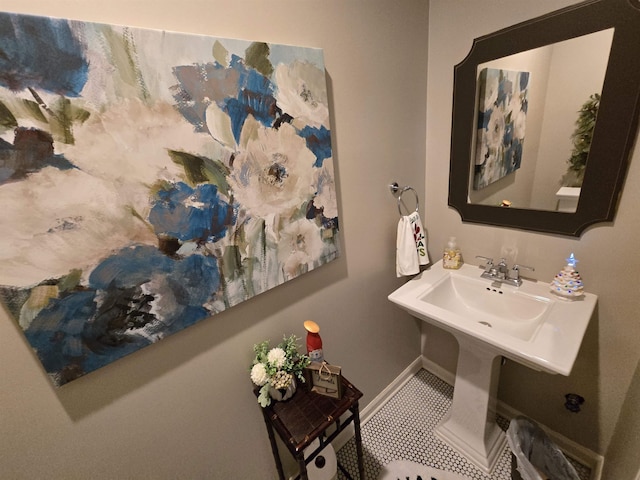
506 416 580 480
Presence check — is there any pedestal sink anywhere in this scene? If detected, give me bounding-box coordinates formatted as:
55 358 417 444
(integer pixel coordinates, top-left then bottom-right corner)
388 260 597 473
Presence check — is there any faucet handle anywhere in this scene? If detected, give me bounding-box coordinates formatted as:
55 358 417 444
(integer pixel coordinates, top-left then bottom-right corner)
475 256 493 271
512 264 535 272
509 264 535 283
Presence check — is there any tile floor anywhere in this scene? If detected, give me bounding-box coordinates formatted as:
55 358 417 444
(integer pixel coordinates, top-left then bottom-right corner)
335 368 590 480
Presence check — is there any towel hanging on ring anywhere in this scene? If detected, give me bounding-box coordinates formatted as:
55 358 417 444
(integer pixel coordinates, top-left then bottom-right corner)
394 185 430 276
396 215 420 277
396 211 430 277
407 210 430 266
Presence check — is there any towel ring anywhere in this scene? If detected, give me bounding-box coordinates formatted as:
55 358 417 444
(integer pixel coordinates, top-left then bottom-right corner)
397 186 419 216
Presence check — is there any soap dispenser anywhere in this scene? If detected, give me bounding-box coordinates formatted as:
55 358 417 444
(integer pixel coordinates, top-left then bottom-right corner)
443 236 463 269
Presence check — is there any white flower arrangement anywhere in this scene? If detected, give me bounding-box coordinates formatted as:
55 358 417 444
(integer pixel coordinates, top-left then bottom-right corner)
250 334 310 407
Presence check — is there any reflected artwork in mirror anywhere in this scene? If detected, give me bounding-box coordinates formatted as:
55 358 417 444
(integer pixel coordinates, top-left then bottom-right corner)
449 0 640 236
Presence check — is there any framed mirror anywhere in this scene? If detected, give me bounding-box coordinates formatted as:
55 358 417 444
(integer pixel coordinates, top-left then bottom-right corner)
448 0 640 236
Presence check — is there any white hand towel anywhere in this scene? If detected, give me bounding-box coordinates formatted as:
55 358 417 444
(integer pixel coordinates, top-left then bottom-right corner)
407 211 430 265
396 216 420 277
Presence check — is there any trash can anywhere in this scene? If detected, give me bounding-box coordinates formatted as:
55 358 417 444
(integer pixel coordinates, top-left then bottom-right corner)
506 416 580 480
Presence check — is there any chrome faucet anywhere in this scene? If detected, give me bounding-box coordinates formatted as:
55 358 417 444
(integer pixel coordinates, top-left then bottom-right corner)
475 256 534 287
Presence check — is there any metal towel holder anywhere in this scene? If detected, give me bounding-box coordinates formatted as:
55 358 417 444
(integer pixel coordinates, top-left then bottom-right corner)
389 182 419 216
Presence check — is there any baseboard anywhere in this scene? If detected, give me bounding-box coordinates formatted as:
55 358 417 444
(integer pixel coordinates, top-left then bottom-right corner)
331 356 603 480
359 356 424 424
331 356 423 451
421 356 604 480
421 355 455 385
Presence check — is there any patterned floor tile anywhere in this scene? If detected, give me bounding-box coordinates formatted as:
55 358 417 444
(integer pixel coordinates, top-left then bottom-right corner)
335 369 590 480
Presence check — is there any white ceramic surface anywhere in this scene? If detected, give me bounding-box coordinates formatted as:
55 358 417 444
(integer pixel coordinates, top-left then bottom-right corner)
388 260 597 376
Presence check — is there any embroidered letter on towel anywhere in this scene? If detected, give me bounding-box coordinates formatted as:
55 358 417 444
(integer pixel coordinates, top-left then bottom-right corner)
408 211 430 266
396 216 420 277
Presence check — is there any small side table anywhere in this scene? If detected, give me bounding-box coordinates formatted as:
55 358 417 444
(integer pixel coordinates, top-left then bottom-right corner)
257 375 365 480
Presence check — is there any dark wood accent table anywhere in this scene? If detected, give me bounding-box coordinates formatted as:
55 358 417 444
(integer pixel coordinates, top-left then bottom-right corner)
257 375 365 480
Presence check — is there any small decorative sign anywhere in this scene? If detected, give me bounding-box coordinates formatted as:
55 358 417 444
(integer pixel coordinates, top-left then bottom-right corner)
305 361 342 399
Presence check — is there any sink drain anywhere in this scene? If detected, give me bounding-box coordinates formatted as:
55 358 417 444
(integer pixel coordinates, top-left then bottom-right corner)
478 321 492 328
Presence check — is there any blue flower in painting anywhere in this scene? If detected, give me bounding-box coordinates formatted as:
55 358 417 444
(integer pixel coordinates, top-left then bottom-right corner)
505 139 524 173
172 254 220 307
519 71 530 93
477 108 492 131
24 290 97 381
88 244 220 318
25 244 223 384
0 127 77 185
224 55 279 142
172 54 278 144
149 182 234 243
299 125 332 167
503 120 514 146
88 244 220 331
0 12 88 96
89 245 175 290
496 76 513 108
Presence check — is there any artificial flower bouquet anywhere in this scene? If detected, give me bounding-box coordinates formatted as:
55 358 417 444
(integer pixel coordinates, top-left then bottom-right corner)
250 334 310 407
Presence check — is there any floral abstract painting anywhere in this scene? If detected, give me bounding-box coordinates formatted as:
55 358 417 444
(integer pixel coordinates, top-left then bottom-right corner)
474 67 529 190
0 12 339 387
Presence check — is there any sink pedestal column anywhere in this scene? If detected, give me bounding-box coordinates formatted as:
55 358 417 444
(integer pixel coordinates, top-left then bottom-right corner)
434 336 506 473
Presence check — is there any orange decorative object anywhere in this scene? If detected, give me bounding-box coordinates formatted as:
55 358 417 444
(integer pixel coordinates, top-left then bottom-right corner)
303 320 324 362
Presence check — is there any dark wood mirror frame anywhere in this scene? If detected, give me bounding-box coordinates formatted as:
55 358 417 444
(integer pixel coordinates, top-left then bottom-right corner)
448 0 640 236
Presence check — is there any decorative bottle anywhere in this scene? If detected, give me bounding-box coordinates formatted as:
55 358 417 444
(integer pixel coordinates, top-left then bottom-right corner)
304 320 324 362
443 237 463 269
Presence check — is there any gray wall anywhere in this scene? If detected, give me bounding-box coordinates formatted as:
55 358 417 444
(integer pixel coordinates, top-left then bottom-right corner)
0 1 427 478
2 1 640 479
426 1 640 478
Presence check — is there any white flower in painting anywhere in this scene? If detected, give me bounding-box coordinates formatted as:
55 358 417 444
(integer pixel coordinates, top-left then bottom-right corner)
205 101 237 149
512 106 527 141
275 61 329 129
0 167 157 287
277 218 325 279
250 362 269 386
313 159 338 219
58 99 227 217
0 99 228 288
229 120 316 218
481 72 500 111
475 136 490 167
484 146 504 186
486 107 506 148
267 348 287 368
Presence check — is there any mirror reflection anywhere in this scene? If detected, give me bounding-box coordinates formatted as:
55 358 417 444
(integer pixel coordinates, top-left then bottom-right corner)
448 0 640 237
469 29 614 212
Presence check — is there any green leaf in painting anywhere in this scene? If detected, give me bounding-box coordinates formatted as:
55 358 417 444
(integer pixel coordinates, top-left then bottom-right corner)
167 150 231 195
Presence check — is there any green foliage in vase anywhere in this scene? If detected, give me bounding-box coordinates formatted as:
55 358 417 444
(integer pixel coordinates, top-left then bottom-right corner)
562 93 600 187
250 334 310 407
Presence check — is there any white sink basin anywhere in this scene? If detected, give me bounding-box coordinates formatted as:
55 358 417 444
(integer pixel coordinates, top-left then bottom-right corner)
420 274 551 341
389 259 597 473
389 260 597 375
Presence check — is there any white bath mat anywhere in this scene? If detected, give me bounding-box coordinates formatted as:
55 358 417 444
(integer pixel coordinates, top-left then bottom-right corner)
377 460 472 480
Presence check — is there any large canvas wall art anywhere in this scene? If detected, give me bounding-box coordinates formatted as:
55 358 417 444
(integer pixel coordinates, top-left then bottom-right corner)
0 12 339 387
474 67 529 190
